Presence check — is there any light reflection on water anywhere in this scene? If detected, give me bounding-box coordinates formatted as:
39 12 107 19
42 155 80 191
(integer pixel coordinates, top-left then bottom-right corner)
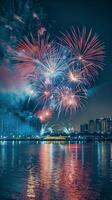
0 142 112 200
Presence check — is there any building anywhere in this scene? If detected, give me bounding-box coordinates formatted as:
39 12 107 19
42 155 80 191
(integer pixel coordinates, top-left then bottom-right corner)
89 120 95 134
109 118 112 133
95 119 101 133
80 123 88 133
80 117 112 135
101 118 107 134
106 118 112 134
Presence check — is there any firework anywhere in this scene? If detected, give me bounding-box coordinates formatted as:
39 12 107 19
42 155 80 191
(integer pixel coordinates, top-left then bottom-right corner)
14 34 53 81
38 82 53 103
63 126 74 134
24 86 36 107
0 0 105 123
32 78 55 113
68 69 89 87
40 123 48 136
40 123 54 135
60 27 105 80
15 34 52 61
39 46 69 83
36 107 53 122
54 86 87 116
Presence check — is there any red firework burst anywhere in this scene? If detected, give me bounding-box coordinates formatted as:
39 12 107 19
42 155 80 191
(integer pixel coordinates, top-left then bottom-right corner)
14 34 53 80
16 34 52 61
36 107 53 122
60 27 105 79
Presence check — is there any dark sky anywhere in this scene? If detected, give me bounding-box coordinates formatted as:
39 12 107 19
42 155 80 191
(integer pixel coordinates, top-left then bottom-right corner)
40 0 112 128
0 0 112 130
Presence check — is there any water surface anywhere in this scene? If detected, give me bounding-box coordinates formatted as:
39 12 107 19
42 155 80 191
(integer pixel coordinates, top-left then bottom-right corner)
0 141 112 200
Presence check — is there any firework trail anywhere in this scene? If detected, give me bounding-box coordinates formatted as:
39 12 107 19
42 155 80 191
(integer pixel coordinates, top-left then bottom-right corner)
25 87 36 108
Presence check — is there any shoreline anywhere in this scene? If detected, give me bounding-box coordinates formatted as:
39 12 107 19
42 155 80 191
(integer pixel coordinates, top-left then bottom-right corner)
0 138 112 142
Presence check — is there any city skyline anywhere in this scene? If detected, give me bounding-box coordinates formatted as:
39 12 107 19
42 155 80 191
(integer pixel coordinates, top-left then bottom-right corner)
0 112 112 135
80 117 112 134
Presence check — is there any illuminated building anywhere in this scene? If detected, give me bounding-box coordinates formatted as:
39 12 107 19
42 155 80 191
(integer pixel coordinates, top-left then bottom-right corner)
95 119 101 133
101 118 107 134
44 135 66 141
89 120 95 134
106 118 112 134
80 124 88 133
109 118 112 133
80 117 112 134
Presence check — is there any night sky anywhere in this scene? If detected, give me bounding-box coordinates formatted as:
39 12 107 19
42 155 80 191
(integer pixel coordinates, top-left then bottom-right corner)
39 0 112 128
0 0 112 131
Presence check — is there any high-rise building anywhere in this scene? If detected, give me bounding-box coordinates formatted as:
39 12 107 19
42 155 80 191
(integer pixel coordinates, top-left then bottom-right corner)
80 117 112 135
101 118 105 133
80 123 88 133
109 119 112 133
89 120 95 133
101 118 109 133
95 119 101 133
106 118 112 134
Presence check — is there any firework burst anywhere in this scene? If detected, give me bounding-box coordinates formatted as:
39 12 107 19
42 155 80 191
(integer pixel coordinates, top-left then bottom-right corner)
14 34 53 81
33 80 54 109
54 86 87 116
40 46 69 84
36 107 53 122
60 27 105 80
15 34 52 62
68 69 89 86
